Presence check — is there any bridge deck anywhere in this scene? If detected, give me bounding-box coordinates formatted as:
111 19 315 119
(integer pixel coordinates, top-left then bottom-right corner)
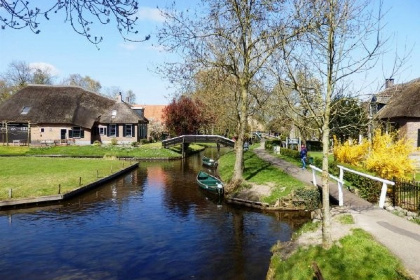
162 135 235 148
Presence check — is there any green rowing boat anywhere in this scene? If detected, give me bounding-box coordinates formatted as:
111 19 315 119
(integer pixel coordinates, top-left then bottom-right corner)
202 156 218 168
196 171 224 196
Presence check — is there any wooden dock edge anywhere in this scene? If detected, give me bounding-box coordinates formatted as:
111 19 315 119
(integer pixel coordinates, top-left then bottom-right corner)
226 197 306 211
0 163 139 209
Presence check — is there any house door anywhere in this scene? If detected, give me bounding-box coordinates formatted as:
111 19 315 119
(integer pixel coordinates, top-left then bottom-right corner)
61 129 66 140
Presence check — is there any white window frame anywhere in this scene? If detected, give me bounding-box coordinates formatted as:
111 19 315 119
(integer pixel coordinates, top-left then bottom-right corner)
72 127 82 138
109 124 117 137
99 126 107 136
125 124 133 137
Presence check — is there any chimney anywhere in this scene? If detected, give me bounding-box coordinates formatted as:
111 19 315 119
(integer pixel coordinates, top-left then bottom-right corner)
117 92 122 103
385 78 394 89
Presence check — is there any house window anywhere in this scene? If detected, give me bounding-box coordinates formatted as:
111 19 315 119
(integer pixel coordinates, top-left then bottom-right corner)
124 124 133 137
21 106 31 115
99 126 107 136
71 127 84 138
109 124 117 137
41 128 44 133
111 110 117 119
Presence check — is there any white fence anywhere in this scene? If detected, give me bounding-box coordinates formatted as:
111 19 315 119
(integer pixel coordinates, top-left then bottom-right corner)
309 165 344 206
309 164 395 208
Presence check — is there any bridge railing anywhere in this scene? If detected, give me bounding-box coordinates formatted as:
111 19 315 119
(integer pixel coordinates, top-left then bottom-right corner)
162 135 235 148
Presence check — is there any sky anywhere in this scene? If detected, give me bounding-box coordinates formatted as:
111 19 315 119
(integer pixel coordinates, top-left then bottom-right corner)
0 0 419 105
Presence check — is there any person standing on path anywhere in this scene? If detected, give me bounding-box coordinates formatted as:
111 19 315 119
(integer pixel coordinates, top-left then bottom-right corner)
300 144 308 169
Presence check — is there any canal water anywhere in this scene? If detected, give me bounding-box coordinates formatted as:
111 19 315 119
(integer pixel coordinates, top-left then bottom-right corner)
0 149 310 280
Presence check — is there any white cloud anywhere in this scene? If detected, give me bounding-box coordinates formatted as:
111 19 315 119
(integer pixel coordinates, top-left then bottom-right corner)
29 62 60 76
119 43 138 51
137 7 165 22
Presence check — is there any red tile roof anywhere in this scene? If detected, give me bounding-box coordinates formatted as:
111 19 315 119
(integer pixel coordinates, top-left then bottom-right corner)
136 105 166 123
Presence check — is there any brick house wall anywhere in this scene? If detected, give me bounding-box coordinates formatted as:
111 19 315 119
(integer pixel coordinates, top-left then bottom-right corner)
392 118 420 149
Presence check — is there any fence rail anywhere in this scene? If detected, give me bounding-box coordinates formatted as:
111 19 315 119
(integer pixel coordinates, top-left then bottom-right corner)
162 135 235 148
392 180 420 212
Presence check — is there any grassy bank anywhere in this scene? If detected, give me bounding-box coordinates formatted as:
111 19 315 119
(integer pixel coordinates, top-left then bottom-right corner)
0 142 190 158
218 146 307 204
270 218 412 280
0 157 129 200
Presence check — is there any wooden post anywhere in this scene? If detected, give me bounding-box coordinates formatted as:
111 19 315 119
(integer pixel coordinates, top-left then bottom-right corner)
97 170 99 178
79 177 82 186
58 184 61 194
9 188 12 199
311 167 317 186
379 182 388 208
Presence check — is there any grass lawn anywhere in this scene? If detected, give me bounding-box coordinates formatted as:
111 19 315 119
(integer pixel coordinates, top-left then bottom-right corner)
218 146 307 204
0 157 129 200
0 142 186 158
271 228 411 280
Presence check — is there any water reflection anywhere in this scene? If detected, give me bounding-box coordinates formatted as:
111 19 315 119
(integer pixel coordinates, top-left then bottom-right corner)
0 149 310 280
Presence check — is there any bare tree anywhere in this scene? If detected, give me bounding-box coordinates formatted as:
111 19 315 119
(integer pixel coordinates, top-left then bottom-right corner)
61 74 102 93
189 69 239 136
273 0 385 249
0 0 150 45
0 78 13 103
32 68 54 85
126 89 136 104
158 0 312 191
2 60 32 87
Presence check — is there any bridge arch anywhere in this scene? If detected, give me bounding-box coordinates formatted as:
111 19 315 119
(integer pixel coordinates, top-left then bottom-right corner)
162 135 235 149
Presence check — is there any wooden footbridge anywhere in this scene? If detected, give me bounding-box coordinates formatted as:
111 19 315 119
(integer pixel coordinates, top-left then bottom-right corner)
162 135 235 149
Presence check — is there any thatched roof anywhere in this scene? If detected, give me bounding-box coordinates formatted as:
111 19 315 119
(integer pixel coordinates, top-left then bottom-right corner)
0 85 148 128
377 78 420 119
100 101 148 124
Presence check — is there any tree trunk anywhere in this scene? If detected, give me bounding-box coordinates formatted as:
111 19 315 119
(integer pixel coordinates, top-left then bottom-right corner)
228 84 248 193
321 123 332 249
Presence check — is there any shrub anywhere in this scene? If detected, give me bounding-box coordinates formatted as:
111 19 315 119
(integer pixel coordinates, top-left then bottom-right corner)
140 139 149 145
333 135 369 166
93 140 101 146
131 141 139 147
110 138 118 146
365 130 414 180
294 187 321 210
333 129 415 180
280 148 300 159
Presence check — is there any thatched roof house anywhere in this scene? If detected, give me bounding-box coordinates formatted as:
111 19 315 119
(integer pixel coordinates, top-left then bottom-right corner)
375 78 420 149
0 85 148 145
376 78 420 119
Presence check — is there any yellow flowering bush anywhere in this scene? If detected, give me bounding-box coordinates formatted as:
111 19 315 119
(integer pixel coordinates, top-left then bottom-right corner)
333 135 369 167
334 129 414 180
365 130 414 180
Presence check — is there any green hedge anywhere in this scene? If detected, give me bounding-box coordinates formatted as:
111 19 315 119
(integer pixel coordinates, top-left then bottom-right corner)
281 148 300 159
294 187 321 210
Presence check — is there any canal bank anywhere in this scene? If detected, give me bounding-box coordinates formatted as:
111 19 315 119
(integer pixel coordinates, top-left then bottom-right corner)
0 162 139 210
